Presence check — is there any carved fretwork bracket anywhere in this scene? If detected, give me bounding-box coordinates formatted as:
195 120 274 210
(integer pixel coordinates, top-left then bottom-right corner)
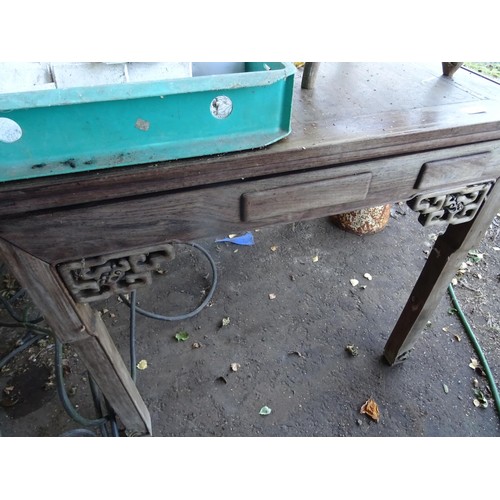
407 181 494 227
58 244 175 303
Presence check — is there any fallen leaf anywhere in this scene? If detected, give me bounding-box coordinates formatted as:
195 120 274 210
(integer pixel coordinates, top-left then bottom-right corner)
363 273 373 281
474 390 488 408
136 359 148 370
454 334 461 342
270 245 278 252
442 327 448 332
443 383 449 394
288 350 305 358
360 398 380 422
175 331 189 342
469 358 480 370
468 250 483 263
259 406 272 415
468 358 486 376
221 316 230 327
350 279 359 287
269 293 276 300
345 344 359 357
230 362 241 372
312 255 319 263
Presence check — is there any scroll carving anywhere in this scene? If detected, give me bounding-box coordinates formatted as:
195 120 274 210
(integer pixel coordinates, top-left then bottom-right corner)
58 244 175 303
407 182 494 227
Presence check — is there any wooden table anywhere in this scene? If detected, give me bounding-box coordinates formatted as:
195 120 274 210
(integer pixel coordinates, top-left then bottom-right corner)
1 63 500 436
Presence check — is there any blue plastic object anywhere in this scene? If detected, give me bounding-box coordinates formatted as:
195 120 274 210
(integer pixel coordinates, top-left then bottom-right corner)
215 232 255 245
0 62 295 183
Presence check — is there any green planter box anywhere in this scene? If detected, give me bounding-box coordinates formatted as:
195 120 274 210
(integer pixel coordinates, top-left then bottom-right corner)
0 62 295 183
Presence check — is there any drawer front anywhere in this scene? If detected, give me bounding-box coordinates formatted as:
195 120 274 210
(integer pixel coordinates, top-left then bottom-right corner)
414 151 494 190
241 172 372 222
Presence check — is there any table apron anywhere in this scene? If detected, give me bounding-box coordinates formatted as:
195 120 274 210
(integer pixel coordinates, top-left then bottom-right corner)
1 140 500 264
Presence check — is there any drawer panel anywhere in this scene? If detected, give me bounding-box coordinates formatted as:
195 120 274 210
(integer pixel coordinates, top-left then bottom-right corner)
415 151 493 190
241 172 372 222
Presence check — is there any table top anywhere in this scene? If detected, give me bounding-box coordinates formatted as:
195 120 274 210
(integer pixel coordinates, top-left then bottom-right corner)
1 62 500 218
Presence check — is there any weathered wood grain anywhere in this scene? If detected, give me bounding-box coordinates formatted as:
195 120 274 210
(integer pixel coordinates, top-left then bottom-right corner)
0 238 152 435
415 151 494 189
1 142 499 263
241 172 372 222
301 62 320 89
384 178 500 364
1 63 500 217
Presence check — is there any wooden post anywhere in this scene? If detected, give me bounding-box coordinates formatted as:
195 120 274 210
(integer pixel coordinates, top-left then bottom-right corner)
442 62 463 77
0 238 152 435
302 62 321 89
384 180 500 364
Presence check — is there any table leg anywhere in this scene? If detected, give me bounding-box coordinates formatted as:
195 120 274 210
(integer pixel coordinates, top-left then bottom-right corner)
442 62 463 77
384 180 500 365
0 237 152 435
302 62 321 89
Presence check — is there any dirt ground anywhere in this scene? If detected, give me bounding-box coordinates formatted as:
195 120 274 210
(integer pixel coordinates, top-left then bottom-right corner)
1 200 499 438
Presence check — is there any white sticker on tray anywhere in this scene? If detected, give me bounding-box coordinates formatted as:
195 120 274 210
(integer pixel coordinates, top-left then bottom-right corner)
210 96 232 119
0 117 22 143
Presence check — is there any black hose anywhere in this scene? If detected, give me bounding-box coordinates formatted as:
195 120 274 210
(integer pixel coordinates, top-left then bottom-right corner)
54 338 108 428
119 242 218 322
130 289 137 383
0 331 47 370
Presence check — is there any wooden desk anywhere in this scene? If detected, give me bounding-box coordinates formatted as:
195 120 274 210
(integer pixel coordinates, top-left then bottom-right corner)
1 63 499 436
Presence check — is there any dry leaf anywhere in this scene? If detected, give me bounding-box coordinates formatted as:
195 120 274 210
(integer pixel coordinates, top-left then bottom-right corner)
312 255 319 263
269 293 276 300
221 316 230 327
345 344 359 357
360 398 380 422
136 359 148 370
350 279 359 287
454 334 461 342
363 273 373 281
259 406 272 415
469 358 480 370
270 245 278 252
230 363 241 372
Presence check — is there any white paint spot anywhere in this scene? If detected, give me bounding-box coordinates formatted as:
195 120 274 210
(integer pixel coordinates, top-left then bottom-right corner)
0 117 22 143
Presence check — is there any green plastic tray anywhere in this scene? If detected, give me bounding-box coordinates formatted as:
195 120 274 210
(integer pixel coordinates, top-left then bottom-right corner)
0 62 295 183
